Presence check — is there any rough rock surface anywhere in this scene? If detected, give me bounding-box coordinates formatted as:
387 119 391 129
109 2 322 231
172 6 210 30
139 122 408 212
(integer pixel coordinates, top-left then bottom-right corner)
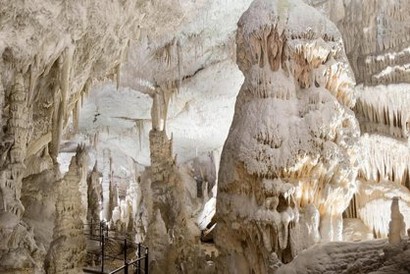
308 0 410 86
1 0 410 273
277 198 410 274
0 0 139 272
45 147 88 274
215 0 359 273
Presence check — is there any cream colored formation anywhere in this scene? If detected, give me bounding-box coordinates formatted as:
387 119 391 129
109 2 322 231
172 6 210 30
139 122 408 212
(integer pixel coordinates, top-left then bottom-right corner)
0 0 139 272
0 0 410 273
215 0 359 272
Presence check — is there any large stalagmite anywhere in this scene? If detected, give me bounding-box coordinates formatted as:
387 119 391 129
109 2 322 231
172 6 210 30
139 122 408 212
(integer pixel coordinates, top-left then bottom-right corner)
45 146 88 274
215 0 359 272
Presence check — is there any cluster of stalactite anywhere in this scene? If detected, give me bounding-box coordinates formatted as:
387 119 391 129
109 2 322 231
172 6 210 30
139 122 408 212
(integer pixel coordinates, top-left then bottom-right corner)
309 0 410 86
0 0 140 272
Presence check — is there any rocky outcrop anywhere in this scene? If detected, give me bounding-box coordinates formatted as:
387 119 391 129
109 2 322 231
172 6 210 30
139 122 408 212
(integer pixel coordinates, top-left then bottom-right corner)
45 146 88 274
0 0 139 271
215 0 359 272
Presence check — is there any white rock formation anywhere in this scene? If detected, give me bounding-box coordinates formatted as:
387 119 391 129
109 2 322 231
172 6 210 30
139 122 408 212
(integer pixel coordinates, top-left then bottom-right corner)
0 0 140 272
277 197 409 273
45 146 88 274
276 239 387 274
215 0 359 272
309 0 410 86
1 0 410 273
388 197 406 245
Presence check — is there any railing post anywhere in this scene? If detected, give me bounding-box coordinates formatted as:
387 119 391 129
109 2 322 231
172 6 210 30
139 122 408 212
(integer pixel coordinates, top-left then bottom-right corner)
145 247 149 274
100 221 103 240
101 234 105 273
124 239 128 274
136 243 141 274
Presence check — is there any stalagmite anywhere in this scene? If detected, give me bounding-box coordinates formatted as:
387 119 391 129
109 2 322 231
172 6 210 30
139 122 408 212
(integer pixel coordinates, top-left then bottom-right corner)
215 0 359 272
388 197 406 245
108 177 119 225
141 78 211 273
101 148 112 220
87 163 102 234
0 0 143 272
2 72 29 218
45 146 88 274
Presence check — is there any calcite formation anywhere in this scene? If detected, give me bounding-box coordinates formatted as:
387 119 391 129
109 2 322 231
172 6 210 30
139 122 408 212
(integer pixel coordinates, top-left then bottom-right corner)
354 84 410 140
0 0 139 272
307 0 410 243
144 87 186 273
45 146 89 274
1 73 28 218
215 0 359 272
87 163 102 233
278 197 409 273
309 0 410 86
341 134 410 240
388 197 406 245
1 0 410 273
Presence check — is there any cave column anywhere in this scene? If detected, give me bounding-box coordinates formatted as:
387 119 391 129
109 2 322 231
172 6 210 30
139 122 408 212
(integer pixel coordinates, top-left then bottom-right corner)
1 72 29 218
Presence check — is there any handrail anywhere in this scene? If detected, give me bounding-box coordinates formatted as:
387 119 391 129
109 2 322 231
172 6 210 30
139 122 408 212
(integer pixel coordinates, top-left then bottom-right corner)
108 256 148 274
83 221 149 274
108 265 126 274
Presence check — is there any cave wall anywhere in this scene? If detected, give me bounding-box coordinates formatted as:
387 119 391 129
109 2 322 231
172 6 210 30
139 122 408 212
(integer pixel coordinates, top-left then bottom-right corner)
0 0 140 272
308 0 410 86
300 0 410 242
1 0 410 273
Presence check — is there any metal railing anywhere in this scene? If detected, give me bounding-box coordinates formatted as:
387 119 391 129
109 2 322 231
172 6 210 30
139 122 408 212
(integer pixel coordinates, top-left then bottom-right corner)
108 241 149 274
83 221 149 274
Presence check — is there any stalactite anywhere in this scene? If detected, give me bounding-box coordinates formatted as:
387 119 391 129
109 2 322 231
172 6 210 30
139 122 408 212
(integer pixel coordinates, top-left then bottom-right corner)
27 60 39 106
151 91 162 131
135 119 145 151
50 47 74 160
50 69 61 160
115 63 121 91
318 0 410 85
358 135 410 187
152 39 176 67
176 39 182 93
355 84 410 140
73 99 80 133
160 87 172 130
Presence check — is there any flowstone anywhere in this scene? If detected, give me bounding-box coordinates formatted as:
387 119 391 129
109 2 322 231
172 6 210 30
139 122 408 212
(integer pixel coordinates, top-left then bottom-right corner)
215 0 359 273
